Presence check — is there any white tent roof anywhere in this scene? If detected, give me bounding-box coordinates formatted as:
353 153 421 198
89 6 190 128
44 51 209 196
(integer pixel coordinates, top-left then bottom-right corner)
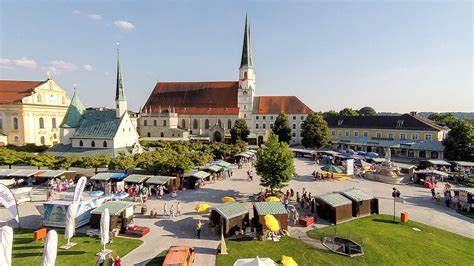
233 257 278 266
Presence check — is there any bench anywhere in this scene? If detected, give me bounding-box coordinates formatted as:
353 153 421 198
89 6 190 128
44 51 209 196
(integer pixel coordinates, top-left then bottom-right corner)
34 228 47 242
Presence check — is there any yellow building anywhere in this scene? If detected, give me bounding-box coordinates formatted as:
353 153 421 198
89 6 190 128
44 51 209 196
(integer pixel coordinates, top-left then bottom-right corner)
0 77 70 146
325 113 449 160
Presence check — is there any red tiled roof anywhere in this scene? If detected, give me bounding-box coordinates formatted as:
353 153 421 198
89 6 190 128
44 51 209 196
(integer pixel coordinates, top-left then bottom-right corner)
0 80 46 104
254 96 312 114
144 81 239 115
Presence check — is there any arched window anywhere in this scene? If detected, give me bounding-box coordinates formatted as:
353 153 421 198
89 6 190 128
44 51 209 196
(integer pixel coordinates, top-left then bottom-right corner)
39 118 45 129
52 117 57 128
154 120 157 126
53 133 57 139
193 119 198 129
144 120 147 126
37 94 42 102
182 119 186 128
430 151 439 159
13 117 18 130
205 119 210 129
40 136 45 145
79 140 83 147
14 136 19 142
160 132 164 137
103 141 107 147
218 119 222 127
227 119 232 130
147 132 151 137
91 141 95 147
163 120 167 126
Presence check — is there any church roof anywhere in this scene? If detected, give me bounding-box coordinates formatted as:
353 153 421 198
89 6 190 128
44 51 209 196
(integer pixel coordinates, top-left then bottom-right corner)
144 81 239 115
0 80 46 104
60 89 85 128
253 96 312 115
115 47 127 101
240 14 253 68
48 144 131 157
71 109 122 139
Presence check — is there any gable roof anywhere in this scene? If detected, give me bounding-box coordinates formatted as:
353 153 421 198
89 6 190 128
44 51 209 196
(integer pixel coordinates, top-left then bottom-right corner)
144 81 239 115
0 80 46 104
325 114 446 131
213 202 249 219
339 189 374 202
253 202 287 215
317 193 352 207
60 90 85 128
253 96 312 115
71 109 121 139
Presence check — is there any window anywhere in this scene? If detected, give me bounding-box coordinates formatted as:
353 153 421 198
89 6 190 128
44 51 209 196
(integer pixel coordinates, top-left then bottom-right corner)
425 134 432 141
292 133 296 137
270 124 273 129
14 136 19 142
205 119 210 129
419 151 426 158
338 130 342 136
263 116 266 120
39 118 45 129
52 117 57 128
91 141 95 147
227 119 232 129
293 116 296 120
147 132 151 137
388 132 394 139
37 94 42 102
400 133 406 140
79 140 83 146
397 120 404 127
13 117 18 130
103 141 107 147
376 132 382 138
412 133 419 140
431 151 439 159
354 131 359 137
331 130 336 136
244 114 246 118
270 116 273 120
160 132 164 137
256 123 259 129
172 134 175 137
53 133 57 139
345 130 350 137
301 116 304 120
292 124 296 129
40 136 45 145
144 120 147 126
0 118 2 129
244 105 246 110
193 119 198 129
162 120 166 126
182 119 186 128
337 119 344 126
218 119 222 127
363 131 368 137
256 116 259 120
154 120 157 126
123 128 125 132
262 123 266 129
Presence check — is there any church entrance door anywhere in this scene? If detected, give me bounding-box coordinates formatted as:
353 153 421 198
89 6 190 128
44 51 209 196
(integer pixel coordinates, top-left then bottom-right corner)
213 131 222 142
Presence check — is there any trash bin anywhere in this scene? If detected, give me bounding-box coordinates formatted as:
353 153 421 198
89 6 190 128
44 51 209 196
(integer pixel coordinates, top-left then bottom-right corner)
401 212 408 224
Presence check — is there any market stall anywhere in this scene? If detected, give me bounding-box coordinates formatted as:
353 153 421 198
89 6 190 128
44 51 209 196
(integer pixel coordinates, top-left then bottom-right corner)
252 202 288 232
145 175 175 194
316 193 352 224
90 201 134 232
10 187 33 204
448 187 474 212
123 174 151 185
9 169 43 186
42 196 102 228
339 189 378 217
183 171 210 189
35 170 76 183
210 202 250 237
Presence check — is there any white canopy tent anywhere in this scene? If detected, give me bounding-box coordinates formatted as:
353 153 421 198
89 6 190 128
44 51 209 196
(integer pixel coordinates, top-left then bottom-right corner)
233 257 278 266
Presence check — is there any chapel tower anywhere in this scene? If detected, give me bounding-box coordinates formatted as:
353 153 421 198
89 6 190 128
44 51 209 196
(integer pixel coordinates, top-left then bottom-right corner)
115 47 128 118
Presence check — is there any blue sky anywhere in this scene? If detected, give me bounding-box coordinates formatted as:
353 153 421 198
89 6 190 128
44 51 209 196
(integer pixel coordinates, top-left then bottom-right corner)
0 1 472 113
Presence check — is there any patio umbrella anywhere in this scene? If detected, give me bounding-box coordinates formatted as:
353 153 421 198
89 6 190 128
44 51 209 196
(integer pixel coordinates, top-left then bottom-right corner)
0 226 13 266
100 208 110 252
114 192 129 200
265 196 280 202
321 165 343 173
221 197 236 203
89 191 104 197
264 214 280 233
195 203 211 212
64 203 77 245
233 257 278 266
41 230 58 266
282 255 298 266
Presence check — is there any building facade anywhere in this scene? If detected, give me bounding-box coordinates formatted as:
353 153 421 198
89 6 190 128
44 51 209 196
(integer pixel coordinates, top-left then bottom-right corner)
0 77 70 146
325 112 449 160
139 15 312 145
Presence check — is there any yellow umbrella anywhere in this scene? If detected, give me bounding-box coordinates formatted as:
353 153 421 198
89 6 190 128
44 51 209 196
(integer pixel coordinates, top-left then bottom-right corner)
221 197 236 203
265 196 280 202
264 214 280 232
282 255 298 266
195 203 211 212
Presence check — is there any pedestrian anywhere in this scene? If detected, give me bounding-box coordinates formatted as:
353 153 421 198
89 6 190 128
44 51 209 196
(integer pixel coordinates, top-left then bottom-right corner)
114 256 122 266
176 202 182 216
196 220 203 239
107 255 115 266
300 198 304 209
286 190 290 199
97 253 106 266
311 198 315 213
296 192 300 203
431 188 436 199
290 189 294 198
169 205 175 219
163 203 168 216
284 197 289 210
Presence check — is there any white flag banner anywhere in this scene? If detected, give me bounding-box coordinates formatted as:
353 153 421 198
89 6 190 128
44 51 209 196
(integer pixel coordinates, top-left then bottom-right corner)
73 176 87 204
0 184 19 224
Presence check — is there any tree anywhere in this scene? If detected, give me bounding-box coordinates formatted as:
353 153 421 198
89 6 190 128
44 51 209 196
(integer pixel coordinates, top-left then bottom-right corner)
230 118 250 144
55 156 81 170
272 112 292 143
29 153 57 170
301 112 330 148
358 106 376 116
443 118 474 161
81 155 110 174
109 156 136 174
0 149 25 169
322 110 338 118
256 134 295 192
428 113 456 125
339 108 359 116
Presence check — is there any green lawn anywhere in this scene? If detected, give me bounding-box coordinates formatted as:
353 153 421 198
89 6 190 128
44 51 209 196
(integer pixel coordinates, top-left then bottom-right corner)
12 229 142 266
146 250 167 265
216 215 474 266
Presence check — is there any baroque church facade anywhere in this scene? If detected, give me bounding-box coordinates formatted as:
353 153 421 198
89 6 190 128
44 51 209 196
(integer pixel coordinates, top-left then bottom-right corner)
139 16 312 145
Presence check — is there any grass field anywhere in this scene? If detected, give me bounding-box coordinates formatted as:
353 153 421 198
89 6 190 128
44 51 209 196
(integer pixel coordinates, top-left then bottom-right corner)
146 250 167 265
12 229 142 265
216 215 474 266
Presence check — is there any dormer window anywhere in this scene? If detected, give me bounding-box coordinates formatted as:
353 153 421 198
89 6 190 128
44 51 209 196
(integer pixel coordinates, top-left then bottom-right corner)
337 119 344 126
397 120 404 127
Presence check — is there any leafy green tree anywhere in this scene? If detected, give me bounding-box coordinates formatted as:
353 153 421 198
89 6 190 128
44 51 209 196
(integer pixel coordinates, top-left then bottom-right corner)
428 113 456 125
358 106 376 116
301 112 330 148
55 156 81 170
0 149 24 169
255 134 295 192
81 155 110 174
272 112 292 143
322 110 338 117
443 118 474 161
339 108 359 116
230 118 250 144
29 153 58 170
109 156 136 174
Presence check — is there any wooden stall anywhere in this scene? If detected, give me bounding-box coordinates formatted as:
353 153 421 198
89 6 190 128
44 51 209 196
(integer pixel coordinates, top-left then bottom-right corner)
316 193 352 224
183 171 210 189
339 189 377 217
36 170 76 183
123 174 151 185
90 201 134 232
210 202 250 237
252 202 288 232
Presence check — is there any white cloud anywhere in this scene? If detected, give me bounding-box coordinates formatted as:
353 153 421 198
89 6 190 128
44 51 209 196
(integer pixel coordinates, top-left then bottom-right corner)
47 60 78 74
0 58 14 69
88 14 102 20
73 9 81 15
114 20 135 30
83 64 93 71
14 57 38 69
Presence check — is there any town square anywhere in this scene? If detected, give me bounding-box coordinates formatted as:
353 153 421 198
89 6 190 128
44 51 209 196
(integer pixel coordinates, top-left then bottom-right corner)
0 1 473 266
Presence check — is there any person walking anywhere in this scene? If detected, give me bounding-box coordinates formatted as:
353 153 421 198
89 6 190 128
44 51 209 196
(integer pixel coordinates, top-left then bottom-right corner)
196 220 203 239
114 256 122 266
107 255 115 266
163 203 168 217
97 253 106 266
290 189 294 198
169 205 175 219
284 197 289 210
176 202 182 216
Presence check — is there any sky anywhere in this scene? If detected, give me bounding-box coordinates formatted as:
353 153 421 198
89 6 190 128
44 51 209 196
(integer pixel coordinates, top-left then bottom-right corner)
0 0 472 113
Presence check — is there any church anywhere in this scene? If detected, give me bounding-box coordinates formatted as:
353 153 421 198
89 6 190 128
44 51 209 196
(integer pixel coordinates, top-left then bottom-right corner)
139 15 312 145
48 48 140 157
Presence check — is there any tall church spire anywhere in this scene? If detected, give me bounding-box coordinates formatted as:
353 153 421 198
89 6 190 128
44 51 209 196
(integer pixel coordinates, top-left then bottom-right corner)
240 13 253 68
115 44 128 118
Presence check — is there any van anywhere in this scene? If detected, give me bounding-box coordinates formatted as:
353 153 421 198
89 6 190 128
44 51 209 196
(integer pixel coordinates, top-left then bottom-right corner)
162 246 196 266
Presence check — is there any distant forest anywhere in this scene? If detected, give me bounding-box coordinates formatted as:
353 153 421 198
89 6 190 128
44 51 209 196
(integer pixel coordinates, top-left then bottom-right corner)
377 112 474 121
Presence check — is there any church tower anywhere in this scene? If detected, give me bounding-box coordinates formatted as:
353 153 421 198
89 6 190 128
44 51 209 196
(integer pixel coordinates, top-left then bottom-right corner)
237 14 255 124
115 47 128 118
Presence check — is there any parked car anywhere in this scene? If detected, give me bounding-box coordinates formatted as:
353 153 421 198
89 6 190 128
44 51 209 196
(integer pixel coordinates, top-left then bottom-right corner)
163 246 196 266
